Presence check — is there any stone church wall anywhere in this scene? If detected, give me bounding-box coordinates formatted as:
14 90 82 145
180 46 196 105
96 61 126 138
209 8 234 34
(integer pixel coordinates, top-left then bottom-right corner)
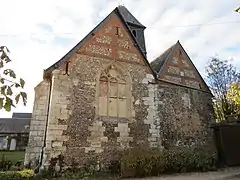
24 80 51 165
25 61 215 167
156 82 214 148
40 54 155 166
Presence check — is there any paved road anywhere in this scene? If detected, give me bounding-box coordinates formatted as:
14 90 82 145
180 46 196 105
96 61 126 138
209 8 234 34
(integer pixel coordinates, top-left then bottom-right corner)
127 167 240 180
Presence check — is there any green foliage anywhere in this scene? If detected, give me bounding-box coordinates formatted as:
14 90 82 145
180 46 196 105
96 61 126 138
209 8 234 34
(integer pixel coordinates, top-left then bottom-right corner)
121 147 217 178
0 171 23 180
0 46 27 111
227 82 240 109
0 169 34 180
17 169 34 178
205 57 240 122
0 151 25 164
0 154 13 171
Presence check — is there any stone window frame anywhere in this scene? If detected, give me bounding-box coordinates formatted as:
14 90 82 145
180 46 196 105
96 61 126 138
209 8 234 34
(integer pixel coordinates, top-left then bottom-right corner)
95 62 132 121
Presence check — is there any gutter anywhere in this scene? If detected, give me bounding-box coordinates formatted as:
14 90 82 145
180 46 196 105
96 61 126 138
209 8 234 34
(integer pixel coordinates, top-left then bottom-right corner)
34 77 52 173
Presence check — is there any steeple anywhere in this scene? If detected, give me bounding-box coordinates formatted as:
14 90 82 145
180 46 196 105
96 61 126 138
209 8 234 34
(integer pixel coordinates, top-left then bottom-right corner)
117 5 147 56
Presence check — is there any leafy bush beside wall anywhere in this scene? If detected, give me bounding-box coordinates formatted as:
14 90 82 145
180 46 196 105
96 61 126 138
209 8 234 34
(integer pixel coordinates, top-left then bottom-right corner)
120 146 217 178
0 169 34 180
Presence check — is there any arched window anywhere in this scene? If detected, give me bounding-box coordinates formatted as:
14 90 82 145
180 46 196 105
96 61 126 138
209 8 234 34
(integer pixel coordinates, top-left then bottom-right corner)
98 64 130 118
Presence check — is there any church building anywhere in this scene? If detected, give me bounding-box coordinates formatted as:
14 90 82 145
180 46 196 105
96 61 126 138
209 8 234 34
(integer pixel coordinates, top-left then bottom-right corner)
25 6 214 167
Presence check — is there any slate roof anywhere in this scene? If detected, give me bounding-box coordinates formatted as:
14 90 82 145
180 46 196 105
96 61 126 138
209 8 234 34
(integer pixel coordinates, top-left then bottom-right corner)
117 5 146 28
12 113 32 119
43 6 155 78
0 113 32 134
150 43 176 74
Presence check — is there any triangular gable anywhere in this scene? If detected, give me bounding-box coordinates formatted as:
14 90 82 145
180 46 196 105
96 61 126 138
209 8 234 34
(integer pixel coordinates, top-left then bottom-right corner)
43 6 155 78
154 41 211 93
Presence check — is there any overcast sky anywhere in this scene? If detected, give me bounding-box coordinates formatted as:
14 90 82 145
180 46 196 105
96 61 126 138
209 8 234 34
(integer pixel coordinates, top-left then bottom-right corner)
0 0 239 117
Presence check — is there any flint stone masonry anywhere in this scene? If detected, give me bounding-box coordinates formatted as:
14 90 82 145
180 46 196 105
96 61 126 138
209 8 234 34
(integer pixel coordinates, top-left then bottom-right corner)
26 53 214 167
96 35 112 44
168 66 180 75
86 44 112 56
25 7 214 168
118 51 139 62
118 39 130 49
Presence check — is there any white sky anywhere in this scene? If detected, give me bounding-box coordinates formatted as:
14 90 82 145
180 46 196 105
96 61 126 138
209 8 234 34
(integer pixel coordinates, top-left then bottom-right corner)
0 0 240 117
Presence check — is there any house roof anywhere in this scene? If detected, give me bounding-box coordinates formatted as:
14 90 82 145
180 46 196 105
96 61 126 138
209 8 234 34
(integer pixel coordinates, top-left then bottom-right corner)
43 6 155 78
0 113 32 134
12 113 32 119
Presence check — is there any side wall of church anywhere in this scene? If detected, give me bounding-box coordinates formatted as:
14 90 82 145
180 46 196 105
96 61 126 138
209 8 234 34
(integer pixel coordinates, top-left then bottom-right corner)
41 55 158 166
156 82 215 148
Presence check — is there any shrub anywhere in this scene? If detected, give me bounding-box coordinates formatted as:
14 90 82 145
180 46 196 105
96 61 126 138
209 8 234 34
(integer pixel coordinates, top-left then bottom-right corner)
0 154 13 171
121 146 217 178
17 169 34 178
0 169 34 180
0 171 22 180
34 168 52 179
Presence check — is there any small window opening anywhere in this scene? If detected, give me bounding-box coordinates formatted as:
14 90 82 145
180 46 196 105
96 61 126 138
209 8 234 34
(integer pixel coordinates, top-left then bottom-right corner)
132 30 137 37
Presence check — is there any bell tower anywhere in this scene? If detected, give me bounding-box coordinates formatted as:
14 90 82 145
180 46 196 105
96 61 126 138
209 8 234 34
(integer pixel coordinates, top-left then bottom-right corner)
117 5 147 57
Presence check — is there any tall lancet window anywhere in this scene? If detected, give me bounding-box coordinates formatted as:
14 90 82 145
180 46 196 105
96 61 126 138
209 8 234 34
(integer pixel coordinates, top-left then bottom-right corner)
98 64 130 118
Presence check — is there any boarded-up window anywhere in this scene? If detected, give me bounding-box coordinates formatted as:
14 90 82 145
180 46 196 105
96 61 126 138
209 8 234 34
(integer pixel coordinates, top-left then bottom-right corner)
99 65 127 117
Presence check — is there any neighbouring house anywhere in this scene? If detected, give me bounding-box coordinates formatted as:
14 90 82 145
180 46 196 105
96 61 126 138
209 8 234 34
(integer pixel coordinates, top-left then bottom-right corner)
0 113 31 151
25 6 215 167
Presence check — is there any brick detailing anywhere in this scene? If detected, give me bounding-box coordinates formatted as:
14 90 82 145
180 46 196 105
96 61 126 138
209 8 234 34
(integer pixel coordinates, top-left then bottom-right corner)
104 25 113 33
